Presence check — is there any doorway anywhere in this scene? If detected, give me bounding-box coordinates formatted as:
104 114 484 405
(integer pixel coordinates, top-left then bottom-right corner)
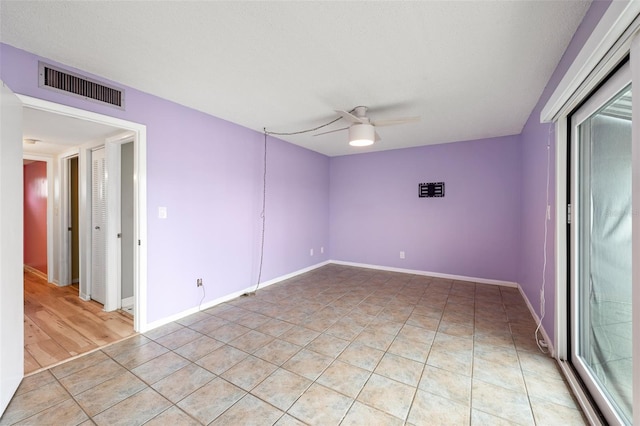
18 94 148 333
569 62 633 425
23 160 48 279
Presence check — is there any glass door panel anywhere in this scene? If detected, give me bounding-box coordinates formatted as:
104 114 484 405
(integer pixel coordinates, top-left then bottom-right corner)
571 63 633 425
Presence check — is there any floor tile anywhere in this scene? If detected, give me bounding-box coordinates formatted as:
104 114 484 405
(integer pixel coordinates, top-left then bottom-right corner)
407 389 470 425
374 352 424 387
0 381 71 424
50 350 109 380
221 355 278 391
111 341 169 370
256 318 294 337
173 335 224 361
357 373 415 420
287 383 353 425
353 328 395 351
419 365 471 404
280 326 320 346
151 363 215 403
522 370 578 409
91 387 170 426
253 339 302 366
177 377 246 424
337 342 384 371
472 357 525 392
529 396 586 425
316 360 371 398
187 315 229 335
474 340 519 367
59 358 126 395
397 324 436 345
471 409 521 426
74 371 146 416
236 312 272 329
427 346 473 377
472 379 534 425
211 323 251 343
251 368 311 411
210 393 283 425
144 406 201 426
143 322 184 341
15 370 57 395
130 351 190 384
228 329 274 354
196 344 249 375
387 335 431 363
341 400 404 425
325 317 364 341
13 398 88 425
154 327 203 350
283 348 332 381
306 333 350 358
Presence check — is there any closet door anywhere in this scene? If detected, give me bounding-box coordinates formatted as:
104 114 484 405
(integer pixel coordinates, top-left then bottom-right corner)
570 62 633 425
91 146 107 305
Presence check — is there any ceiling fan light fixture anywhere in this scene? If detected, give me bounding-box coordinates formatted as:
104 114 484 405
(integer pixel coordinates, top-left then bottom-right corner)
349 123 375 147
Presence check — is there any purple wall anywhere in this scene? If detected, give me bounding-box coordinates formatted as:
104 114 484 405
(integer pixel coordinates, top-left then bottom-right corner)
1 43 330 324
330 135 521 282
518 0 611 343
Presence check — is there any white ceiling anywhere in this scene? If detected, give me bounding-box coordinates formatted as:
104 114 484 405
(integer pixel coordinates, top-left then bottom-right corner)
1 1 591 157
22 108 124 156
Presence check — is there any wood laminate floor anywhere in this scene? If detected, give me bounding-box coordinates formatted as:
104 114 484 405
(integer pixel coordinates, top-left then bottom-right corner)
23 269 135 374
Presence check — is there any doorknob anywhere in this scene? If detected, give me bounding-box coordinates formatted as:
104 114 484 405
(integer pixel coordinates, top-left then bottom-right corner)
68 227 72 231
117 233 122 238
95 226 101 230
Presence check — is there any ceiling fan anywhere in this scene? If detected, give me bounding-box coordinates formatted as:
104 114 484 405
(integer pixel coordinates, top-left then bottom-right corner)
314 106 420 147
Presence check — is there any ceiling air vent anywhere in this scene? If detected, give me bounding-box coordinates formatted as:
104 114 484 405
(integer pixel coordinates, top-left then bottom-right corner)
38 62 125 110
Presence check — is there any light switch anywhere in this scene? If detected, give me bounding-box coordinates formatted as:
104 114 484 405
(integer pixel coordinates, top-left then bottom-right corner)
158 206 167 219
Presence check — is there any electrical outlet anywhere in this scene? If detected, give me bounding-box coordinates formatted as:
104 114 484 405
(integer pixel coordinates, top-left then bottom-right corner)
400 251 405 259
197 278 203 287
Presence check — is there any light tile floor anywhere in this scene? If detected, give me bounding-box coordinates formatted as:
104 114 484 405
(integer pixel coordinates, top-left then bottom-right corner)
1 265 586 425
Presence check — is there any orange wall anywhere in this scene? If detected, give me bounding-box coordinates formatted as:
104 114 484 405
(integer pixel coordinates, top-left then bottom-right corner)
23 161 47 275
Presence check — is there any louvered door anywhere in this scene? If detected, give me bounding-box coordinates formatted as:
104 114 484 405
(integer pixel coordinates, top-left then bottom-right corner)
91 147 107 304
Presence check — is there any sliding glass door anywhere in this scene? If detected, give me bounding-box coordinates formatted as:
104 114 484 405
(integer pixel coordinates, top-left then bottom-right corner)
570 62 633 425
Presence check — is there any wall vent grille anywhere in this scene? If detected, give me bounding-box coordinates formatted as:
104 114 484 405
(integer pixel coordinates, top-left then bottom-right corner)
38 62 125 109
419 182 445 198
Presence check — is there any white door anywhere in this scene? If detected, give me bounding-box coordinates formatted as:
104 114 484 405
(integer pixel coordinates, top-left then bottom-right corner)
91 147 107 305
0 82 24 413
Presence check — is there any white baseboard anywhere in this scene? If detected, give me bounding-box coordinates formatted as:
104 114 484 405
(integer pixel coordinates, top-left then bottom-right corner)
329 260 518 288
517 284 555 357
142 260 330 333
121 296 134 307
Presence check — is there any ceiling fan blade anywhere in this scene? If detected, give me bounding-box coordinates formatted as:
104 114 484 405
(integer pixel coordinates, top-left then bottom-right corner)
336 110 367 124
372 116 421 127
313 126 349 137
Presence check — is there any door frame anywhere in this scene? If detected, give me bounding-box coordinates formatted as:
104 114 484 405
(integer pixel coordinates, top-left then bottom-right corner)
568 62 632 426
17 94 148 332
105 132 136 313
